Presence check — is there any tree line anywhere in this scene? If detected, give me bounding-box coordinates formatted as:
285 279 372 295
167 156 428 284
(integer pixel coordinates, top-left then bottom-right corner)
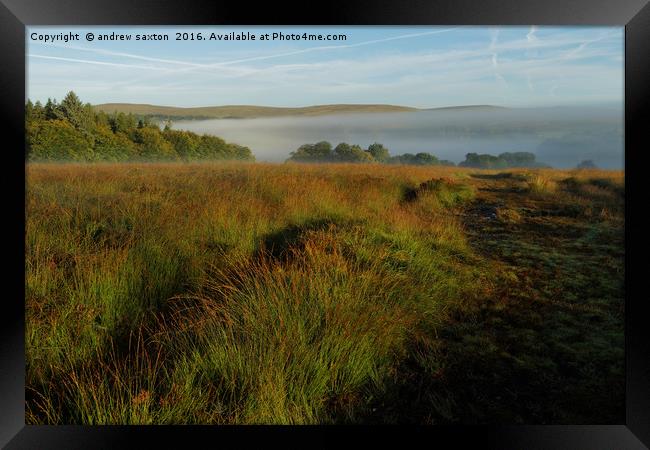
458 152 550 169
287 141 551 169
26 91 255 162
287 141 456 166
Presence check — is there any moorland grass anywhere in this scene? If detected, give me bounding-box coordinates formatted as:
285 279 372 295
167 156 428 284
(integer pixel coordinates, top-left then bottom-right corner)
25 163 624 424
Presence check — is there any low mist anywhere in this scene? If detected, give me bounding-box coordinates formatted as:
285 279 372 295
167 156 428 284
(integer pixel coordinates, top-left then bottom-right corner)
172 105 624 169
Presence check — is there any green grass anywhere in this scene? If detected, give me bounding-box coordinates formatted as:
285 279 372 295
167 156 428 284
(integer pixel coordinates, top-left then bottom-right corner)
26 163 624 424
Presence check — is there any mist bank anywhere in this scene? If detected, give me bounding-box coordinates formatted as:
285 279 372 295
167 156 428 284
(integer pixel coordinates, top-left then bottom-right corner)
172 105 624 169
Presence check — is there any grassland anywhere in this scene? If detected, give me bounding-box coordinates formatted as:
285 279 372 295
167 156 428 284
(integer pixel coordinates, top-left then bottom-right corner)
25 162 624 424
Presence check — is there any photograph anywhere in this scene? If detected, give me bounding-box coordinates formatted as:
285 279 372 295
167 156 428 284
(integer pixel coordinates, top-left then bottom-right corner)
24 25 626 425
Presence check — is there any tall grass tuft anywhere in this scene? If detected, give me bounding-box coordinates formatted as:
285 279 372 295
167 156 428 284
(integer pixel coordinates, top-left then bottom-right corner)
526 174 558 195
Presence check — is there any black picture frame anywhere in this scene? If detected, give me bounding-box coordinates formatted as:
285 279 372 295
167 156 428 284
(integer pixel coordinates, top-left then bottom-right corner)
2 0 649 447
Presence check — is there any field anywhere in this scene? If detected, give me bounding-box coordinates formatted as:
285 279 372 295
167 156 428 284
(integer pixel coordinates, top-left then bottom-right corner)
25 162 625 424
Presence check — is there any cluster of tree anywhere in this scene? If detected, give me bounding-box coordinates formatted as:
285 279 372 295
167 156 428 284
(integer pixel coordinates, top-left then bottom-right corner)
287 141 453 166
458 152 549 169
25 91 255 162
388 153 456 166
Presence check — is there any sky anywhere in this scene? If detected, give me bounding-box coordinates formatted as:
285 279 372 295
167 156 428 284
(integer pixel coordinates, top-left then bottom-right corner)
26 26 623 109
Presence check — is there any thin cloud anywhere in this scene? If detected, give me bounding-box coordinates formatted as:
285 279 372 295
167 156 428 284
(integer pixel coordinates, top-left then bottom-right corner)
106 27 463 86
488 28 508 88
562 29 620 60
526 72 535 92
197 27 463 68
33 42 207 67
48 28 463 77
489 28 500 49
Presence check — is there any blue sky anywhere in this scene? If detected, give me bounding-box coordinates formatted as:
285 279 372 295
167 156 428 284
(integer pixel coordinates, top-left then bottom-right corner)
26 26 623 108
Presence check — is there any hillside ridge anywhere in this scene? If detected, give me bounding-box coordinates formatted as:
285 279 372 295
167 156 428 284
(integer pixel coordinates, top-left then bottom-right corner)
93 103 506 119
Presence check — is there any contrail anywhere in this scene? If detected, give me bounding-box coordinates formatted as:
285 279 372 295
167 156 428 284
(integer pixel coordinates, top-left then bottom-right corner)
488 27 507 87
28 54 174 71
36 27 462 74
32 42 208 68
163 27 463 71
489 28 499 69
562 29 620 60
107 27 462 88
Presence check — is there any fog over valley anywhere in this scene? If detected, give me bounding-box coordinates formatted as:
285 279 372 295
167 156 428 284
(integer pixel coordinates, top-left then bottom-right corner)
171 105 623 169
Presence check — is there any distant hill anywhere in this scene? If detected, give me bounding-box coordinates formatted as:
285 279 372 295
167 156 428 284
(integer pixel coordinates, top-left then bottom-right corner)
93 104 416 120
93 103 506 120
421 105 509 112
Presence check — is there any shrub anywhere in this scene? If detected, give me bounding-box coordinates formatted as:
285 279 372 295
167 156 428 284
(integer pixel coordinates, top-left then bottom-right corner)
27 119 94 161
526 174 557 195
407 178 475 207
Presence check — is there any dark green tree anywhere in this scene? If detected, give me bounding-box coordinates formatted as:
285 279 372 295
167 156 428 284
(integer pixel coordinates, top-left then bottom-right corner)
350 145 374 162
459 153 508 169
32 101 45 120
313 141 333 160
108 112 137 134
131 127 178 161
25 100 34 120
334 143 354 161
289 141 333 162
498 152 536 167
58 91 91 130
44 98 58 120
367 142 390 162
415 152 439 165
163 129 199 161
93 124 137 161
